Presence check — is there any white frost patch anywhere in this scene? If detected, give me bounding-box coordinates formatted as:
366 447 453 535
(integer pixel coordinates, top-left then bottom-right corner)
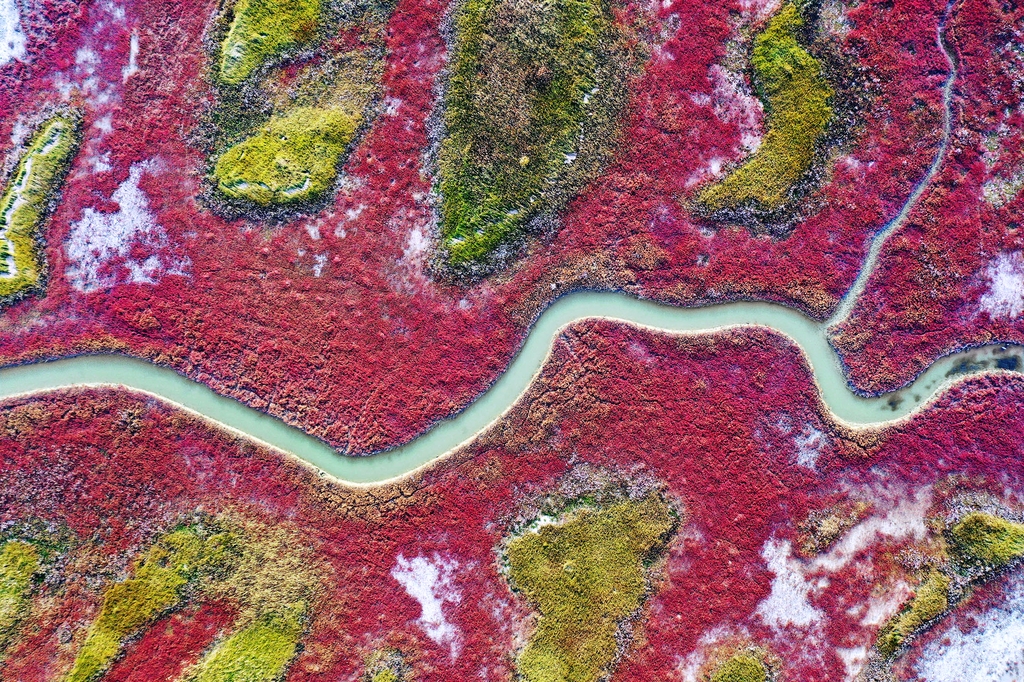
795 424 826 469
980 251 1024 320
64 161 189 292
755 487 932 632
391 553 462 657
913 573 1024 682
0 0 26 66
122 31 139 81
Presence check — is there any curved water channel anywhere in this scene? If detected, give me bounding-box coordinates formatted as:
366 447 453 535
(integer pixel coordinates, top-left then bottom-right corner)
4 0 1018 486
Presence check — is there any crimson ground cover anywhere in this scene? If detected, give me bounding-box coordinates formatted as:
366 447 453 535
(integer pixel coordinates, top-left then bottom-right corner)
1 324 1022 680
831 0 1024 393
0 0 967 454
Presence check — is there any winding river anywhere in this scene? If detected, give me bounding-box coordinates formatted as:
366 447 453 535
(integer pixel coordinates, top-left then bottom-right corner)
5 0 1019 486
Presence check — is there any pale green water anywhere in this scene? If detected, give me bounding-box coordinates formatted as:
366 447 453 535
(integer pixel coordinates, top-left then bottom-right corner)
1 293 1019 484
2 1 1004 486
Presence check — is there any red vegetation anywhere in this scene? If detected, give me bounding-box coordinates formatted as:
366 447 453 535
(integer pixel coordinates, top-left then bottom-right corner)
0 0 974 455
105 602 237 682
832 0 1024 392
1 323 1023 680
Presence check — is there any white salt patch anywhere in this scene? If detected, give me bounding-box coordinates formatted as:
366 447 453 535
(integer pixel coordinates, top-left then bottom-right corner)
404 224 429 261
795 424 826 469
76 47 100 69
812 486 930 573
64 161 189 292
344 204 365 222
122 31 139 81
0 0 26 66
391 553 462 657
9 118 29 147
835 645 868 681
94 114 113 135
383 96 402 117
913 573 1024 681
756 538 826 628
755 487 932 631
858 582 914 627
980 252 1024 320
676 626 741 682
738 0 782 21
709 65 764 155
312 253 327 277
685 65 765 188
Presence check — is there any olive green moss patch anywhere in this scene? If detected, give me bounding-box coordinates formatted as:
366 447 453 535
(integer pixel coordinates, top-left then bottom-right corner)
949 511 1024 570
65 525 238 682
185 603 307 682
437 0 637 271
697 2 833 219
209 1 392 214
219 0 321 85
60 516 320 682
213 107 361 206
0 540 40 656
876 569 950 659
505 493 676 682
710 652 768 682
364 648 409 682
0 114 80 301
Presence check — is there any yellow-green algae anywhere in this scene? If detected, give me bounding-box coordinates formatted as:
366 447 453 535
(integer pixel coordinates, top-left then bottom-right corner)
213 106 361 206
219 0 321 85
876 569 950 659
185 603 307 682
949 511 1024 569
0 540 40 655
438 0 633 270
698 2 833 215
505 493 675 682
64 525 238 682
0 114 80 299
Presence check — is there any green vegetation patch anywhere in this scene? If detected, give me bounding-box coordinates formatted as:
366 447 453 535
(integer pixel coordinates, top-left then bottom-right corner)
65 525 238 682
505 493 676 682
219 0 321 85
710 652 768 682
185 603 307 682
876 569 950 659
0 114 80 300
438 0 636 272
948 511 1024 570
213 106 361 207
697 2 833 220
0 540 40 655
